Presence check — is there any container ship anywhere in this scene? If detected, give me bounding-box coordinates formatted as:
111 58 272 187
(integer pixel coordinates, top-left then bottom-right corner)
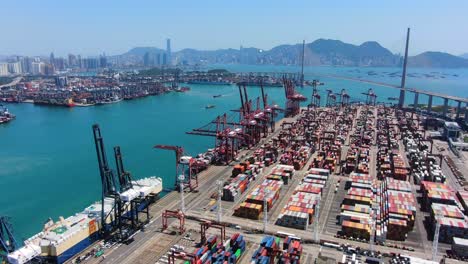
33 98 76 107
7 177 163 264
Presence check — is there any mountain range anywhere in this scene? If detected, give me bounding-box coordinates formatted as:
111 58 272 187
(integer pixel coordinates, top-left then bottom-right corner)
115 39 468 68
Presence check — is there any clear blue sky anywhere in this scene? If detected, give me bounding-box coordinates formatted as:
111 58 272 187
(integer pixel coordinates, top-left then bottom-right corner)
1 0 466 57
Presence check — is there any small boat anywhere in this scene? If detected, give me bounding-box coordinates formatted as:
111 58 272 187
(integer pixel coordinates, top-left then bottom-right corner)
213 94 222 98
0 104 15 124
387 97 399 101
205 104 216 109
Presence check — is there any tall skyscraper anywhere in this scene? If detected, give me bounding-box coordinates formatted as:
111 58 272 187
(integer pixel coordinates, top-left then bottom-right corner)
166 38 171 66
50 52 55 66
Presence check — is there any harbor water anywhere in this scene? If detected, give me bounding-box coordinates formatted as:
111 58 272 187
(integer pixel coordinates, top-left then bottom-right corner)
0 65 467 241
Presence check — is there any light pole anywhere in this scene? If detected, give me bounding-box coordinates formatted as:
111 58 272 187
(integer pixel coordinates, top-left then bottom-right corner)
263 190 270 233
178 174 186 214
217 180 222 223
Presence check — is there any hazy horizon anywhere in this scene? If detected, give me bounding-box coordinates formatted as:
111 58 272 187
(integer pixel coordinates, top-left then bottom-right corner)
1 0 467 57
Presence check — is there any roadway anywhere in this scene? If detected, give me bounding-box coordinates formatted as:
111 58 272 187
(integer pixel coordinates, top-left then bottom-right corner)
0 76 22 89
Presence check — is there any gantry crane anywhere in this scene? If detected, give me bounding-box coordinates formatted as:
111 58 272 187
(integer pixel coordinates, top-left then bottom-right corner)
187 113 244 164
92 124 121 236
362 88 377 105
153 145 203 191
167 250 198 264
0 216 17 261
283 77 307 117
200 221 226 245
114 146 150 228
162 210 185 234
326 90 336 107
337 89 350 107
310 79 324 108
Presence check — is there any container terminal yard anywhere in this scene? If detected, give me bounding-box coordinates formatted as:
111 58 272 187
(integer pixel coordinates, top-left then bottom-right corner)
1 32 468 264
2 71 468 264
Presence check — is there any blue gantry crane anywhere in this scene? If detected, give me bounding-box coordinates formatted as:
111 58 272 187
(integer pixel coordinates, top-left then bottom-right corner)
0 216 17 261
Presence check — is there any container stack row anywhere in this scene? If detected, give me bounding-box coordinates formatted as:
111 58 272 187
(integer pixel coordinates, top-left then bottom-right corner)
279 146 312 171
339 173 375 240
421 181 468 243
251 236 302 264
192 233 246 264
233 179 284 220
266 164 295 185
276 168 330 230
379 178 416 241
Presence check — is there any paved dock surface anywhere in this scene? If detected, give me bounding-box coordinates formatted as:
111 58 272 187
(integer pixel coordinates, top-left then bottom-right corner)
69 106 465 264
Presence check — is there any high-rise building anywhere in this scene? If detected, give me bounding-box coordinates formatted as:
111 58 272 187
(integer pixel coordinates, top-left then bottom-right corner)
50 52 55 66
44 63 55 75
54 58 65 71
143 52 152 66
77 55 82 69
8 62 22 74
84 58 99 69
162 53 167 65
99 55 107 68
31 62 44 75
166 38 171 66
0 63 9 76
20 57 32 74
157 53 161 65
68 54 77 67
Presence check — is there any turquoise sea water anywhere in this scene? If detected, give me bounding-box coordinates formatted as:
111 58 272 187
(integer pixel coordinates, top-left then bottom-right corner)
0 65 467 241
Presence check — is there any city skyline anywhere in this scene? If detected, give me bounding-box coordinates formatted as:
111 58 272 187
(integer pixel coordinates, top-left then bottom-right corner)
1 0 467 57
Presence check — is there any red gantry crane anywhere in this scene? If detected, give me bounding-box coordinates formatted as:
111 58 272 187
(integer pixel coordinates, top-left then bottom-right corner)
283 77 307 117
153 145 205 191
162 209 185 234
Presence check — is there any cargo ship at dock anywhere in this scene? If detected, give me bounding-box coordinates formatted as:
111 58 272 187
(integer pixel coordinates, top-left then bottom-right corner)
7 177 163 264
33 98 76 108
